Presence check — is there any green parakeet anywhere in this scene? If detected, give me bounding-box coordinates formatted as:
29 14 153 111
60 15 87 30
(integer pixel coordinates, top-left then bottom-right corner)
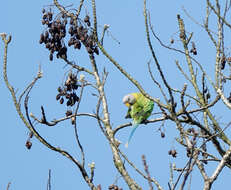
123 92 154 147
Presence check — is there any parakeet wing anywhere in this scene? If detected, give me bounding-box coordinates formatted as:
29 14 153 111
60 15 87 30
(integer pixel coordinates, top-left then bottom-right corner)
130 93 154 124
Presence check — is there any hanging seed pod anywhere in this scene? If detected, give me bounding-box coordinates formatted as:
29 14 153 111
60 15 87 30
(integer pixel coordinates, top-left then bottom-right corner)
65 93 71 99
60 97 64 104
42 19 46 25
43 13 47 20
73 84 78 90
72 93 79 102
56 94 61 100
68 38 74 46
84 15 90 23
65 110 72 117
86 47 93 54
26 141 32 149
74 40 81 49
228 93 231 103
171 149 177 158
66 99 71 106
221 56 226 70
94 47 99 55
70 17 74 25
48 12 53 21
49 53 53 61
39 33 45 43
161 132 165 138
45 43 51 49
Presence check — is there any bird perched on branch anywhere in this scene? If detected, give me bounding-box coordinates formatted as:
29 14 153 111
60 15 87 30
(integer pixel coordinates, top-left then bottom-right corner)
123 92 154 147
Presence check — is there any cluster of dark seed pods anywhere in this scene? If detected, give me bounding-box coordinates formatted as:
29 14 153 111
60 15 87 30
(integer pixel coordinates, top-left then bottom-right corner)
40 8 99 61
56 72 79 107
68 15 99 55
40 9 67 61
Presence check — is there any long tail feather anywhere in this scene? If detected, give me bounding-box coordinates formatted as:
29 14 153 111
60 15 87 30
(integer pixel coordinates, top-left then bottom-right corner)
125 123 139 148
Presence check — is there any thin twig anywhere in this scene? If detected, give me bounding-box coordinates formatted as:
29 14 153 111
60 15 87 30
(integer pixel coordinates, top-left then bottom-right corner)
47 169 51 190
142 155 154 190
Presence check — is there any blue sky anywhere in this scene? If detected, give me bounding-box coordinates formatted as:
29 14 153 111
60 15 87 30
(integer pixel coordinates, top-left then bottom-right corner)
1 0 231 189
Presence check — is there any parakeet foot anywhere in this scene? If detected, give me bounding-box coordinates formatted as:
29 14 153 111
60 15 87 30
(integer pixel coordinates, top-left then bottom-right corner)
142 119 149 125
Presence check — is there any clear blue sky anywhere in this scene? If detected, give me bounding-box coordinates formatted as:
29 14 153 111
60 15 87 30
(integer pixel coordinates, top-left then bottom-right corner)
1 0 231 189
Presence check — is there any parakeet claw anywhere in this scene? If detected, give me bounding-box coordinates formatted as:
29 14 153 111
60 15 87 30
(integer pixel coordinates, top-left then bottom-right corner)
125 114 131 119
142 119 149 125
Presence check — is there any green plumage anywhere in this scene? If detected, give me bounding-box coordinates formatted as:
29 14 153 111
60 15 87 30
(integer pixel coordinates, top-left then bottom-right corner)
128 93 154 124
123 92 154 147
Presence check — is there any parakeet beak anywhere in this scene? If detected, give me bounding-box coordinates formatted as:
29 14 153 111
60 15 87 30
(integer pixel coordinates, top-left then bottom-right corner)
125 102 130 107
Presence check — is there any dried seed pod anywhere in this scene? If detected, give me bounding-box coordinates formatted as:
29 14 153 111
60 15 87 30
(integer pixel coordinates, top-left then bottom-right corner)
49 53 53 61
46 43 51 49
43 13 47 20
227 57 231 63
66 99 71 106
221 56 226 70
94 47 99 55
45 31 49 38
68 38 74 46
42 19 46 25
65 93 71 99
86 47 93 54
48 12 53 21
171 149 177 158
60 97 64 104
72 93 79 102
40 33 45 43
84 15 90 23
70 17 74 25
66 85 71 91
56 93 61 100
65 110 72 116
228 93 231 103
26 141 32 149
73 84 78 90
29 132 33 138
74 40 81 49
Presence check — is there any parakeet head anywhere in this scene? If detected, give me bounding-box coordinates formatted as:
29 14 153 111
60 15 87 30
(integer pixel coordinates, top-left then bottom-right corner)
123 94 136 107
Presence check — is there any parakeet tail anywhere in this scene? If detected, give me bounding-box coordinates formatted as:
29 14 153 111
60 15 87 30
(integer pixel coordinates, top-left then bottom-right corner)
125 123 139 148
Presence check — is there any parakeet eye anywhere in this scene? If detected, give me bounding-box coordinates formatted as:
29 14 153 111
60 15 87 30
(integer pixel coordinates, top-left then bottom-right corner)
128 96 136 105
